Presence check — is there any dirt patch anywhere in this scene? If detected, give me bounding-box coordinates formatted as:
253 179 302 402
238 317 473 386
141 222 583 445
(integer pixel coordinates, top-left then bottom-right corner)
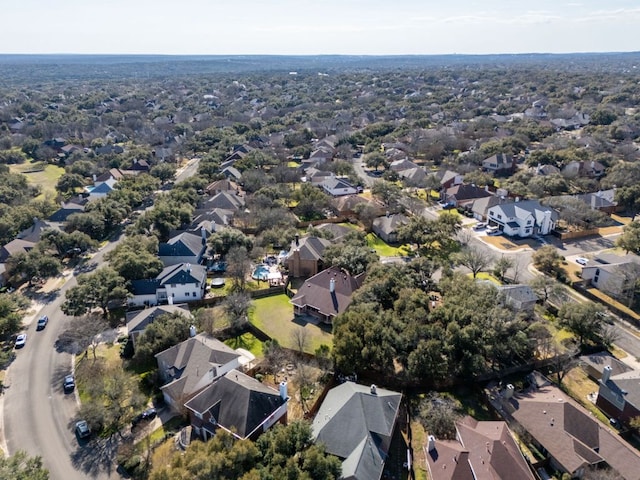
597 226 624 236
480 235 530 252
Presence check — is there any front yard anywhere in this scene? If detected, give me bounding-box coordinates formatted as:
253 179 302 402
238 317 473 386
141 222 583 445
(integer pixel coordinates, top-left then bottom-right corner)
250 294 333 354
366 233 411 257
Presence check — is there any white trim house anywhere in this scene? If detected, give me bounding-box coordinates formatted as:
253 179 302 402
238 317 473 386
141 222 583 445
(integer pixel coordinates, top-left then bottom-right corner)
487 200 558 237
129 263 207 307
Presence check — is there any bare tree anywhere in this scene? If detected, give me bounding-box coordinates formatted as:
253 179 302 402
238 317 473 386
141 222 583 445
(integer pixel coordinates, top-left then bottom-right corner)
493 255 514 282
453 245 494 278
57 313 109 360
226 245 251 291
290 326 310 355
223 291 252 332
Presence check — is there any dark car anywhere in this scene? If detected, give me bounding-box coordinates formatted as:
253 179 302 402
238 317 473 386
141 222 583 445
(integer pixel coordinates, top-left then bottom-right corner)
75 420 91 439
36 315 48 330
63 375 75 393
132 408 157 427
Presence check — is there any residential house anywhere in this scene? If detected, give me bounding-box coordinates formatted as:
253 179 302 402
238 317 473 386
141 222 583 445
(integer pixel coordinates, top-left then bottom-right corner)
205 179 238 196
579 351 632 382
126 304 192 349
155 333 241 410
158 230 208 267
331 195 377 218
482 153 515 174
290 267 365 324
535 164 561 176
305 167 335 187
287 235 331 278
597 365 640 425
439 170 464 190
128 263 207 307
321 177 357 197
502 373 640 479
95 144 124 155
16 218 55 243
580 253 640 298
398 167 428 188
471 195 501 221
372 213 408 244
0 239 35 263
200 191 245 212
573 189 619 214
487 200 558 237
221 166 242 182
313 223 353 243
562 161 606 179
184 370 288 441
48 197 87 223
130 158 150 172
550 112 590 130
426 416 535 480
312 382 402 480
497 284 538 313
390 158 420 172
443 184 493 208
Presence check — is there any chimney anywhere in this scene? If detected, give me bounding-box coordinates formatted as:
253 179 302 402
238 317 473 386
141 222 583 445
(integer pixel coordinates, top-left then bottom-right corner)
427 435 436 452
279 381 288 400
295 233 299 247
186 263 191 273
370 384 377 395
591 194 597 209
329 277 336 293
602 365 613 383
189 325 197 337
92 173 97 182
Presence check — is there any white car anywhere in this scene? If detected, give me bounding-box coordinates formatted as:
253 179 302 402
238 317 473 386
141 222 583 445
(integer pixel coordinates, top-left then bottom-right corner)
575 257 589 266
15 333 27 349
473 222 487 231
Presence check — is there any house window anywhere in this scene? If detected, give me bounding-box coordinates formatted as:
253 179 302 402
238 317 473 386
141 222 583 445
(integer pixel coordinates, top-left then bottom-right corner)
527 220 532 225
497 214 502 219
185 292 190 297
192 292 197 297
171 284 176 288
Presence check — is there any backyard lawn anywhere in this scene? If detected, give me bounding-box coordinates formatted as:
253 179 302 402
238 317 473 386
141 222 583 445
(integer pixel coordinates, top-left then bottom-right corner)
9 162 65 199
366 233 410 257
224 332 264 359
250 294 333 354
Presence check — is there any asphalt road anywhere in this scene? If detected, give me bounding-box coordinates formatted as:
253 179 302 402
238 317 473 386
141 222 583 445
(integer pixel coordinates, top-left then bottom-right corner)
351 156 376 187
3 235 123 479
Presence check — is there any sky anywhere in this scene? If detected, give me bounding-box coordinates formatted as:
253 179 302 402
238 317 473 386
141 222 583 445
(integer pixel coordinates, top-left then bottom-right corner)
2 0 640 56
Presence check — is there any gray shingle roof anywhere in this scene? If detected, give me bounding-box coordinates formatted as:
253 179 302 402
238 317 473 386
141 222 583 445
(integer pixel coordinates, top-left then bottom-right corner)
158 231 205 258
157 263 206 286
288 236 331 261
126 304 191 335
184 369 286 439
490 200 559 223
313 382 402 480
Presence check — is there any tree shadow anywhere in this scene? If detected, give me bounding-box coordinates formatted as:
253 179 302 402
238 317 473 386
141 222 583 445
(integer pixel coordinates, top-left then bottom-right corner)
70 434 122 478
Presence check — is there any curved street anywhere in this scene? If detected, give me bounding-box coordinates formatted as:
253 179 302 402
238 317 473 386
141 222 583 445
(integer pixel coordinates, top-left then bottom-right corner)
2 235 123 479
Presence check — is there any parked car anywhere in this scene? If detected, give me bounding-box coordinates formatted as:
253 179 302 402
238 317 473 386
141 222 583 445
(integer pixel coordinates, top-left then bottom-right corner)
473 222 487 231
63 375 76 393
36 315 48 330
14 334 27 349
75 420 91 439
132 407 157 427
575 257 589 266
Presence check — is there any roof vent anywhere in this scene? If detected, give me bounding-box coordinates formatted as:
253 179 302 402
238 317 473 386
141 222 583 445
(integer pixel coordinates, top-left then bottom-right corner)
370 384 377 395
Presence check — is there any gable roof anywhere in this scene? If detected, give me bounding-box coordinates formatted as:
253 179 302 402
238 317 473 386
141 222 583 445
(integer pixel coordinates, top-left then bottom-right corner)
603 370 640 411
157 263 206 286
372 214 409 235
0 238 35 263
579 351 633 378
202 191 245 211
322 177 356 191
314 223 354 242
390 158 420 172
498 285 538 304
205 179 238 194
313 382 402 480
158 231 206 258
126 304 192 335
490 200 559 223
155 334 241 399
184 369 286 439
289 236 331 262
446 184 493 202
471 196 501 216
428 416 535 480
508 379 640 478
290 267 365 319
16 218 54 243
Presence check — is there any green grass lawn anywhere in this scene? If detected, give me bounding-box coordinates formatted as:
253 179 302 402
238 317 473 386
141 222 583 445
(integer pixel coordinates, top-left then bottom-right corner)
472 272 501 284
366 233 410 257
9 162 65 199
224 332 264 359
250 294 333 354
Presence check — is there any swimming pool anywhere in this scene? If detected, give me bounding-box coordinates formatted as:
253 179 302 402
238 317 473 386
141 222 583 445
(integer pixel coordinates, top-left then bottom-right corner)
252 264 269 280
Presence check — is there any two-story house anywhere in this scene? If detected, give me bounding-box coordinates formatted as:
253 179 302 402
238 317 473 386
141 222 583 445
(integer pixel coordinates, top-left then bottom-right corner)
487 200 558 237
128 263 207 307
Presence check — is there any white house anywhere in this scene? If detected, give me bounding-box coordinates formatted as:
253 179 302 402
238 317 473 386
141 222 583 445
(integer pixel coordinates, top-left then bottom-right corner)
128 263 207 307
321 177 358 197
487 200 558 237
